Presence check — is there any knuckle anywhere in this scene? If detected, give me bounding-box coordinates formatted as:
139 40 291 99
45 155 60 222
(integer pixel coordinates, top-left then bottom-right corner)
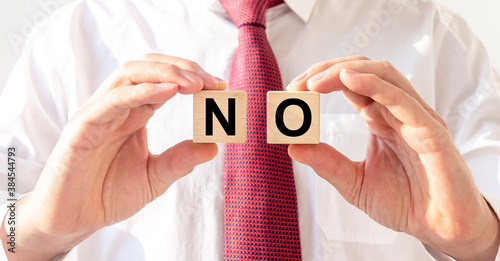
119 60 136 71
107 88 125 109
394 90 410 105
159 63 181 75
165 63 179 72
428 110 449 129
330 63 344 72
385 88 405 109
165 150 186 180
421 128 449 153
363 72 379 83
140 82 156 91
352 55 370 61
137 53 157 61
379 60 394 71
63 120 104 152
137 83 156 98
179 59 202 71
309 61 330 72
129 84 146 98
189 77 205 91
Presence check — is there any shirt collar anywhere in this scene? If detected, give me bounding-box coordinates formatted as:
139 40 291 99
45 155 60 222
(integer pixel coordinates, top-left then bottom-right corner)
192 0 316 23
285 0 316 22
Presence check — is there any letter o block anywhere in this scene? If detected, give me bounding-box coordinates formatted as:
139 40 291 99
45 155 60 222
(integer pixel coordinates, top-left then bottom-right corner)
267 91 320 144
193 91 246 143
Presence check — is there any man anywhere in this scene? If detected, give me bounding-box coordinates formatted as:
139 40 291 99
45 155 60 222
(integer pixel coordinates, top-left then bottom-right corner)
1 0 499 260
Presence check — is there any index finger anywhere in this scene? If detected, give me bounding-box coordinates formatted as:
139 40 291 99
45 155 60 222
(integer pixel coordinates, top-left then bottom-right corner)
98 60 224 97
137 53 227 90
286 55 370 91
304 60 424 104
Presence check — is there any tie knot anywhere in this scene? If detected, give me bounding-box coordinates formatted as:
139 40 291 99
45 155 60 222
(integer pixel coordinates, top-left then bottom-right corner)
221 0 284 28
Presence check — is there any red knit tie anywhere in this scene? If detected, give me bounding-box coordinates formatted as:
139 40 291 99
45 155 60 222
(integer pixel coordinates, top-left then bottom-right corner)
221 0 302 260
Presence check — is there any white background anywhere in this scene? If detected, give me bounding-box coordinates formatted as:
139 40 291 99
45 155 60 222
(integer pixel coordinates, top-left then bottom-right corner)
0 0 499 93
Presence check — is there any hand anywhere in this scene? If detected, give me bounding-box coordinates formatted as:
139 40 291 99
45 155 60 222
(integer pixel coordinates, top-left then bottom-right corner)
3 54 225 260
287 56 500 261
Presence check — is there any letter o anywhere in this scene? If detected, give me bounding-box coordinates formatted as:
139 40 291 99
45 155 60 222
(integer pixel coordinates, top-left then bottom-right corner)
275 98 312 137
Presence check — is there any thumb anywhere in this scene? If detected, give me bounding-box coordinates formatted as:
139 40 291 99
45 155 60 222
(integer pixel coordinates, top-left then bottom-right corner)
148 140 218 196
288 143 361 203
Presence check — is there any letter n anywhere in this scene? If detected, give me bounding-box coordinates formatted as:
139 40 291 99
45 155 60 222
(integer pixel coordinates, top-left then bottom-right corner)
206 98 235 136
193 91 246 143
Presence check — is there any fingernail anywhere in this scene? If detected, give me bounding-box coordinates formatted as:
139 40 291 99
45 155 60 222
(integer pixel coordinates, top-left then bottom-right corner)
198 71 220 86
341 68 360 75
156 83 177 89
291 71 308 83
181 70 199 83
307 70 328 83
215 77 227 90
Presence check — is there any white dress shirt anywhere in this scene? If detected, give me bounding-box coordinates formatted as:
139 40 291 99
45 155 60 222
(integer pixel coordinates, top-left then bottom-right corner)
1 0 500 260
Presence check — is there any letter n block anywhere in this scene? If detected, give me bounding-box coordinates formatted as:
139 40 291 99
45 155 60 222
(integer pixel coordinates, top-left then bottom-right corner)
193 91 246 143
267 91 320 144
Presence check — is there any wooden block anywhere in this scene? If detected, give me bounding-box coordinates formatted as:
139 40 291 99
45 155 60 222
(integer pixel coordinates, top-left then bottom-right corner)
193 91 246 143
267 91 320 144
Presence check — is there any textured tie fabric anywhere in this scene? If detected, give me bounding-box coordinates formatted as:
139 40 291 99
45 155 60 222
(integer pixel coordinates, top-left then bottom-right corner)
221 0 302 260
